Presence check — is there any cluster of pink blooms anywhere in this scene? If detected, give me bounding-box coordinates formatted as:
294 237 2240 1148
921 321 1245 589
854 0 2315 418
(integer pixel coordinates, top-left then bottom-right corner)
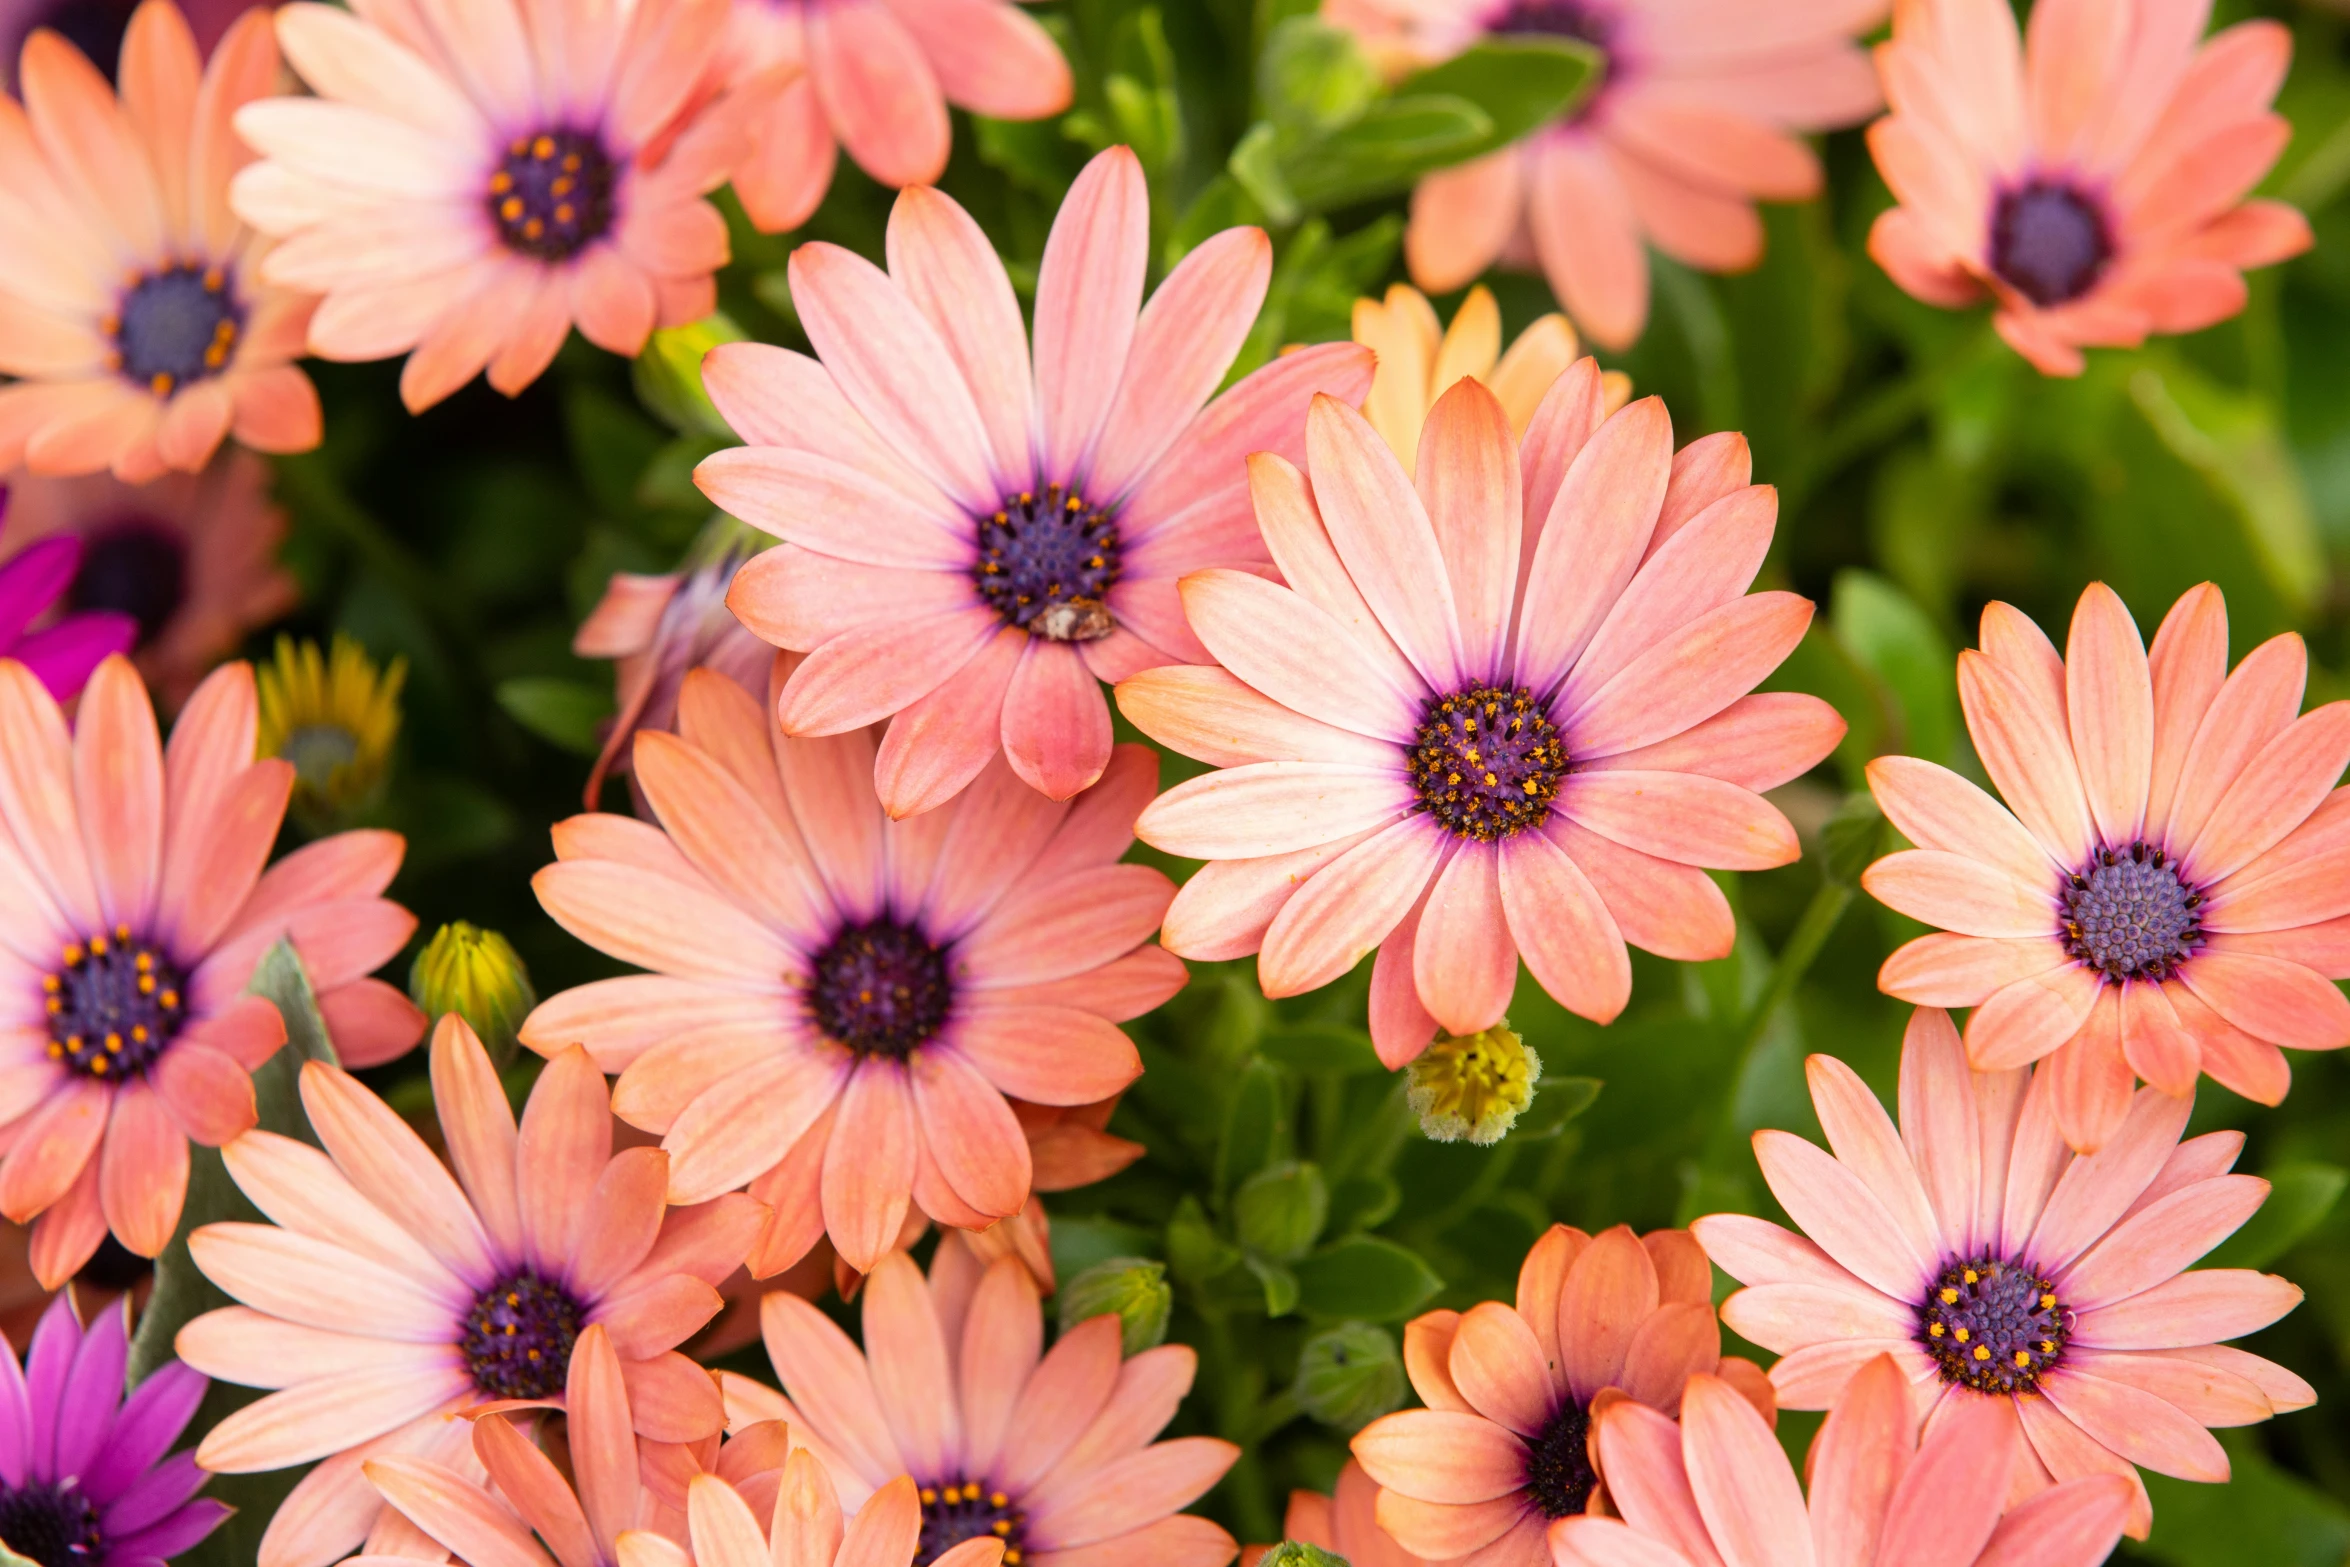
0 0 2329 1566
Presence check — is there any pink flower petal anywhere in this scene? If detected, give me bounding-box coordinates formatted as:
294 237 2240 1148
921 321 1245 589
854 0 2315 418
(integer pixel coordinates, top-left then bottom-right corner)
1136 762 1412 862
1497 827 1630 1025
1412 844 1515 1037
1555 772 1797 872
2063 584 2154 846
1412 379 1522 678
1512 397 1670 695
2160 630 2305 860
1001 641 1112 802
1033 146 1148 482
1303 395 1466 691
885 183 1034 486
1257 817 1445 999
1957 650 2095 869
1089 226 1272 503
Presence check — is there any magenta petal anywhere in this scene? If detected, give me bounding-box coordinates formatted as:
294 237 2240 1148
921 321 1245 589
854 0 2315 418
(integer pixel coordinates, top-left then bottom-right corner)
52 1298 130 1482
0 536 82 643
97 1450 209 1536
85 1364 207 1505
24 1293 80 1481
105 1495 233 1561
10 613 139 701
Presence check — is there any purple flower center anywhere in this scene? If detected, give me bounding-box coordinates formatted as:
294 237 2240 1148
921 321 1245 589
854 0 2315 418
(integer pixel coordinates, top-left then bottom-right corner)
2060 842 2201 981
1493 0 1611 47
113 265 241 398
0 1479 103 1567
809 920 953 1059
1408 684 1568 841
1522 1398 1595 1517
488 129 616 262
461 1269 584 1400
973 483 1120 642
917 1479 1027 1567
1917 1255 2069 1395
66 519 185 646
1990 180 2111 308
43 926 185 1081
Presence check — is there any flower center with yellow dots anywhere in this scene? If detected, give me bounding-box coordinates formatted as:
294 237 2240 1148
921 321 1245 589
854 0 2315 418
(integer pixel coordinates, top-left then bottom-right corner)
1917 1256 2069 1395
111 265 241 398
43 927 185 1080
487 129 615 262
973 483 1121 642
1407 684 1567 841
460 1269 582 1400
917 1479 1026 1567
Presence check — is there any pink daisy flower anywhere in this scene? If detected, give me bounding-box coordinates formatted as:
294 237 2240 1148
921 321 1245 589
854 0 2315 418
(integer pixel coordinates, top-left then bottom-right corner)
1352 1224 1775 1567
0 531 135 701
1693 1007 2315 1539
1322 0 1886 351
0 653 420 1287
0 0 321 481
1 449 299 709
727 1248 1241 1567
1550 1355 2136 1567
623 1458 1008 1567
1868 0 2311 376
1241 1460 1428 1567
719 0 1072 234
1863 582 2350 1151
525 662 1184 1275
174 1016 767 1567
697 145 1376 816
1120 374 1841 1065
230 0 777 413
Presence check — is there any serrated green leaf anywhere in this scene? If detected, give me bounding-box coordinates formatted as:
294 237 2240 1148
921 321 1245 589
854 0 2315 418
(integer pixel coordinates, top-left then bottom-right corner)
1292 1236 1444 1320
495 677 613 756
2205 1163 2346 1272
1396 35 1598 150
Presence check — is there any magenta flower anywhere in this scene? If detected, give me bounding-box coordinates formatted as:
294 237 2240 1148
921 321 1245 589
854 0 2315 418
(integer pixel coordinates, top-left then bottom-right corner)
0 528 136 701
698 144 1375 816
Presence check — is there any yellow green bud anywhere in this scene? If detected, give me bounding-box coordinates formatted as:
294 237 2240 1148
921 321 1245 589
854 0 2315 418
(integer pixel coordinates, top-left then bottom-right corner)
1294 1321 1404 1433
1057 1257 1172 1355
1407 1024 1541 1145
1234 1161 1328 1262
408 922 536 1067
1259 1543 1349 1567
255 634 405 831
632 312 748 438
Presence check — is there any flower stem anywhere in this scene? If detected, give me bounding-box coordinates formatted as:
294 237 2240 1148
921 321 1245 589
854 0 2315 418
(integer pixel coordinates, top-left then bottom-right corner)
1737 879 1853 1057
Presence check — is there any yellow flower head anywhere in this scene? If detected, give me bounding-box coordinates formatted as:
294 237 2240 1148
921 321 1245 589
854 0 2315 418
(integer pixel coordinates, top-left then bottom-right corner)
1406 1022 1542 1146
255 633 406 825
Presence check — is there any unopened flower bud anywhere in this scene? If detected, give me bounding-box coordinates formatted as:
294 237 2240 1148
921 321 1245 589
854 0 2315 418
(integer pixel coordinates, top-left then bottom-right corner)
255 634 404 831
409 922 536 1067
1234 1161 1328 1262
1294 1321 1404 1433
1258 1543 1349 1567
1058 1257 1172 1355
1407 1024 1541 1145
632 312 748 437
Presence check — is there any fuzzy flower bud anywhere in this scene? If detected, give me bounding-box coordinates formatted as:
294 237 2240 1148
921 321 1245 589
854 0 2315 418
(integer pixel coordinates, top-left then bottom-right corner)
1294 1321 1404 1433
1058 1257 1172 1355
1234 1161 1328 1262
1407 1024 1541 1145
408 922 536 1067
632 312 748 438
1258 1543 1349 1567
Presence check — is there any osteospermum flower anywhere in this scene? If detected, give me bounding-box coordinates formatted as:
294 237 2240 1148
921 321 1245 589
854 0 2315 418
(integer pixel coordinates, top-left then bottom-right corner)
733 1249 1241 1567
1864 583 2350 1150
231 0 775 412
619 1457 1008 1567
175 1016 765 1567
719 0 1071 233
1247 1462 1425 1567
0 654 420 1285
1323 0 1885 350
698 145 1376 815
255 633 405 831
0 529 135 699
1868 0 2310 376
1121 376 1841 1064
0 0 320 480
1351 1224 1774 1567
1550 1356 2135 1567
0 1293 226 1566
526 661 1183 1275
1353 284 1628 468
1693 1007 2314 1537
0 449 298 707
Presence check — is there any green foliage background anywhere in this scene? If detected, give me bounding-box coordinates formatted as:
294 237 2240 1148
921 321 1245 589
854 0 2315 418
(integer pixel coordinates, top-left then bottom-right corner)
203 0 2350 1561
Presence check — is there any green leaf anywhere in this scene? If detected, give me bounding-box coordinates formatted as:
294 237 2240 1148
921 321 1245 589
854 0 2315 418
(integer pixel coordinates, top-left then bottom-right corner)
2138 1430 2350 1567
1216 1058 1284 1200
1831 569 1958 766
1227 122 1298 225
1396 35 1598 151
1256 16 1380 134
496 676 613 756
1292 1235 1444 1320
1245 1255 1301 1317
1166 1195 1242 1287
1260 1024 1384 1075
1513 1076 1603 1140
1273 97 1493 214
1818 794 1889 889
1327 1172 1401 1235
2204 1162 2346 1272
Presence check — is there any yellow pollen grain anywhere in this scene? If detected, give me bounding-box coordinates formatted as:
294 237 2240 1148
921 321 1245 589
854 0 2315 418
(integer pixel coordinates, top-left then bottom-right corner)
991 1493 1008 1508
131 1026 148 1043
46 1044 61 1060
993 1522 1011 1536
552 176 574 196
490 172 512 194
1928 1323 1944 1337
62 943 82 965
114 924 129 942
564 153 581 171
104 1034 121 1053
161 990 179 1009
1973 1346 1991 1361
920 1489 937 1505
2015 1351 2031 1366
135 953 152 973
138 974 155 995
1939 1288 1958 1304
89 1057 106 1074
2040 1293 2057 1309
555 204 575 224
523 219 544 240
501 196 524 221
2040 1340 2056 1353
533 134 556 159
1953 1327 1969 1342
91 933 108 955
1964 1269 1980 1284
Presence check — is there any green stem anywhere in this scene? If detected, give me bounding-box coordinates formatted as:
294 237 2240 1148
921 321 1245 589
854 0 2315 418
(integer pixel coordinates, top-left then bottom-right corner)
1737 880 1853 1057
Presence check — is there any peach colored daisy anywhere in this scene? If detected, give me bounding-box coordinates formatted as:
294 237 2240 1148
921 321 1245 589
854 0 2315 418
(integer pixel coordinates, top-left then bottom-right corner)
1351 1224 1774 1567
1550 1355 2137 1567
1863 582 2350 1151
620 1460 1008 1567
697 145 1376 815
0 531 135 700
0 1 320 481
1121 376 1841 1066
1868 0 2311 376
525 662 1184 1275
1693 1007 2315 1539
729 1249 1241 1567
1323 0 1885 351
1353 284 1633 470
174 1016 766 1567
231 0 778 413
0 653 419 1287
1 448 298 707
1243 1461 1426 1567
719 0 1072 234
575 534 772 812
356 1322 788 1567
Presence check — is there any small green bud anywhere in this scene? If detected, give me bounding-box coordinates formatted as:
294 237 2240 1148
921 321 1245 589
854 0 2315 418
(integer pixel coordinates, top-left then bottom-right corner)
1233 1161 1328 1262
1407 1024 1541 1145
1293 1321 1404 1433
1166 1196 1240 1286
1258 1542 1349 1567
1058 1257 1172 1355
631 312 748 438
408 923 536 1067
